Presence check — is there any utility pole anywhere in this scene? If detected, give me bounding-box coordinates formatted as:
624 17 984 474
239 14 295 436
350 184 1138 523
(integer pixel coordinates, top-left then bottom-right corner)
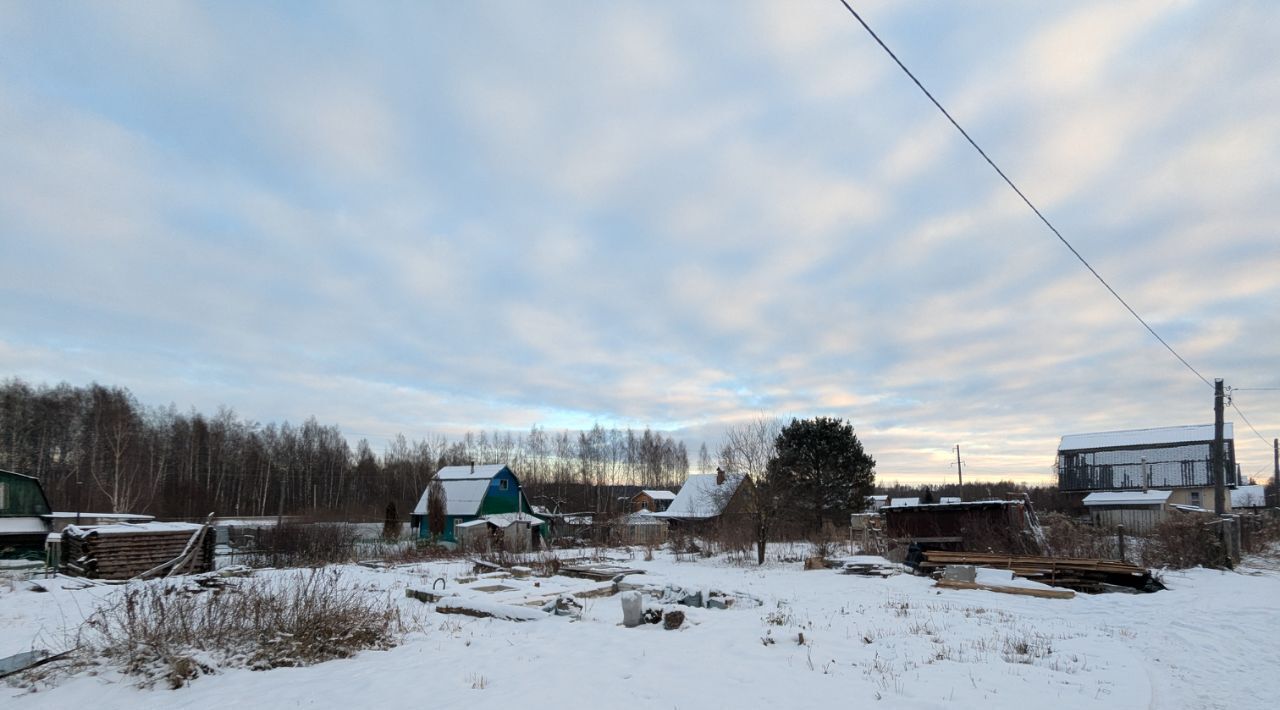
1273 438 1278 508
954 444 964 487
1213 379 1226 515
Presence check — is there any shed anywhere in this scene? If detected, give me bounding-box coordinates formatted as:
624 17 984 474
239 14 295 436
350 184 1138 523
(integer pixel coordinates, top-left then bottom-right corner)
881 499 1041 554
0 470 53 560
615 511 668 545
1082 490 1172 534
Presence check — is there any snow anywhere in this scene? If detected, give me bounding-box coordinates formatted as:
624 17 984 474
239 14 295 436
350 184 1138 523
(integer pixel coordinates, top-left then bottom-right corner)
3 548 1280 709
640 489 677 501
62 521 204 536
1231 485 1267 508
1059 423 1232 451
434 464 510 481
654 473 746 519
1082 490 1173 506
0 517 48 533
886 497 919 507
477 513 545 529
412 478 491 517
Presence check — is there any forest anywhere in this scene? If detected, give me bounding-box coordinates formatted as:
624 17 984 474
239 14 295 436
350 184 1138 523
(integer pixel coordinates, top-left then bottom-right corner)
0 378 690 520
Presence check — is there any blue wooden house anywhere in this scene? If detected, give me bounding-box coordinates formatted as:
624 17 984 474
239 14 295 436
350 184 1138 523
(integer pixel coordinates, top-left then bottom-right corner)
410 464 545 544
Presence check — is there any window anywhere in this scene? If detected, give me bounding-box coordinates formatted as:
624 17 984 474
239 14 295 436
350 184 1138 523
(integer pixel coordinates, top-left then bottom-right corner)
1190 490 1202 507
499 479 509 491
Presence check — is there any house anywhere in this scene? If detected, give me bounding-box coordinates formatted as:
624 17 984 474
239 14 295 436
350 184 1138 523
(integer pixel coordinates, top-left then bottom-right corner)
653 468 753 529
410 464 545 545
867 495 889 511
0 469 53 560
631 489 677 513
1057 424 1238 510
1230 484 1268 511
1082 490 1172 534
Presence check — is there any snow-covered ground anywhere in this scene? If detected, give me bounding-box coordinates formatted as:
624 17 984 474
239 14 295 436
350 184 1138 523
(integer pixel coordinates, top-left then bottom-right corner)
3 549 1278 710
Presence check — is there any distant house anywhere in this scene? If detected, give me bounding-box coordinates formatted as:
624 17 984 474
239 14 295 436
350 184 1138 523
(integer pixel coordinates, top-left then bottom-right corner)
410 464 545 545
1082 490 1172 534
0 470 53 560
1231 484 1268 510
631 489 677 513
1057 424 1238 510
653 468 753 529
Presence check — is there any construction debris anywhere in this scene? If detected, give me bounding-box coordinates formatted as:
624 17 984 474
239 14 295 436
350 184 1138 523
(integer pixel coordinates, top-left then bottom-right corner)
560 562 645 581
61 522 214 580
919 550 1164 593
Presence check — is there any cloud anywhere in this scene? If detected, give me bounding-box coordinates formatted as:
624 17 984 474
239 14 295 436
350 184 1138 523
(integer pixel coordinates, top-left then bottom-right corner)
1 0 1278 485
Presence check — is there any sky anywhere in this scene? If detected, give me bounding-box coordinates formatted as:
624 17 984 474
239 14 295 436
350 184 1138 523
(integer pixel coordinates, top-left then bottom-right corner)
1 0 1278 485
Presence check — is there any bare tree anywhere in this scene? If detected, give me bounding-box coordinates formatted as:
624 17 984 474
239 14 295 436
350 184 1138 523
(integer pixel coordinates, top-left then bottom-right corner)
718 416 784 564
426 477 447 539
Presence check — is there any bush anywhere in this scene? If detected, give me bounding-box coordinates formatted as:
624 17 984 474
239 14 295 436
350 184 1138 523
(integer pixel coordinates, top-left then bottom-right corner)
1040 513 1118 559
83 569 402 688
1141 515 1226 569
243 523 358 568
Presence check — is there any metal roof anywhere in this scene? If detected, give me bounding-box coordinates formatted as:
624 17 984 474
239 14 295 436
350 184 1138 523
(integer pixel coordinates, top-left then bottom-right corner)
1082 490 1173 506
435 464 510 481
412 478 491 517
1059 424 1233 451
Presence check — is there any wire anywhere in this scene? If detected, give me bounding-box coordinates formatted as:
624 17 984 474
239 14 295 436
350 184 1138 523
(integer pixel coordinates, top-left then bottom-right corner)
1230 400 1273 446
834 1 1214 390
1231 388 1280 392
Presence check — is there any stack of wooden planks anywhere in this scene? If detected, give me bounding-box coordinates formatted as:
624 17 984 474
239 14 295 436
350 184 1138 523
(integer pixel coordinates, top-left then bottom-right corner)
61 522 214 580
919 550 1163 593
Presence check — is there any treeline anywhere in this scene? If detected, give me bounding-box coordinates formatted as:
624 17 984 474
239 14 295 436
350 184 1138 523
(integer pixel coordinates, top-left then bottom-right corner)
0 378 688 520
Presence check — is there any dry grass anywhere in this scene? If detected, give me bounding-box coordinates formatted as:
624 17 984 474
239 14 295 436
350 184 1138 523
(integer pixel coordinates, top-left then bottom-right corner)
81 569 402 688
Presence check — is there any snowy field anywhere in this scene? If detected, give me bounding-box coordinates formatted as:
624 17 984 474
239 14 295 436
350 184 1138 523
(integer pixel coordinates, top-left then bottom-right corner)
3 548 1279 710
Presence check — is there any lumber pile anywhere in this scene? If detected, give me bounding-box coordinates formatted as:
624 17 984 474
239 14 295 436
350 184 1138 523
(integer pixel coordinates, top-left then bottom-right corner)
61 522 214 580
559 563 645 581
919 551 1163 593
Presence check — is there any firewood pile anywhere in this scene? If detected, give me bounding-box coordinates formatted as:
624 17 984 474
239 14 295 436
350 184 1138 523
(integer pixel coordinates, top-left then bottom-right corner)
919 550 1164 593
61 522 214 580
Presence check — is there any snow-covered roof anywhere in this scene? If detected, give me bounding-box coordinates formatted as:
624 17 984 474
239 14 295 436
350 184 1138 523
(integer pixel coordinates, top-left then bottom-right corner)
1231 485 1267 508
654 473 747 519
869 495 888 502
619 511 666 526
1059 424 1233 451
1083 490 1172 506
435 464 510 481
886 497 919 508
481 513 545 529
64 521 204 537
939 497 961 504
412 478 492 517
0 517 49 534
640 489 677 501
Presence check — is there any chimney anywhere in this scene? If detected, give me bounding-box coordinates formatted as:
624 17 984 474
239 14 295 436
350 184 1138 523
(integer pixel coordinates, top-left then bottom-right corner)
716 467 725 485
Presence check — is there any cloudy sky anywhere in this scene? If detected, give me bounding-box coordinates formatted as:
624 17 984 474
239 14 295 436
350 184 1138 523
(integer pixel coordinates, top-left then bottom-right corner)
2 0 1277 484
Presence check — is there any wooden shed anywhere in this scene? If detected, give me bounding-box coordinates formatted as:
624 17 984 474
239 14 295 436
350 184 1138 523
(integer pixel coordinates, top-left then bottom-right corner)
1082 490 1171 533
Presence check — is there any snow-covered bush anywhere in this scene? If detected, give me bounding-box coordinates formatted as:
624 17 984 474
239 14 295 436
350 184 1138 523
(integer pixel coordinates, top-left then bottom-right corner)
82 569 402 688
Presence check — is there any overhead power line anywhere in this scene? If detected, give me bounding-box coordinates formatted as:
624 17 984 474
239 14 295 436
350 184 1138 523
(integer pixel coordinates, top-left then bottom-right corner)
837 1 1277 446
835 0 1213 390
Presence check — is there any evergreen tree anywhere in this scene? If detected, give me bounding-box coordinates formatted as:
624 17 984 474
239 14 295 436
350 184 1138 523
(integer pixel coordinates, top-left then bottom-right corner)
768 417 875 532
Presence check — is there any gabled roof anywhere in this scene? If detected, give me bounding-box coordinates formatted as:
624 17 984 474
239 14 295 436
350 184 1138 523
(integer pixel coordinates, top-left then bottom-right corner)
1059 424 1233 452
639 489 677 501
412 478 491 517
654 473 746 520
435 464 510 481
1083 490 1172 506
